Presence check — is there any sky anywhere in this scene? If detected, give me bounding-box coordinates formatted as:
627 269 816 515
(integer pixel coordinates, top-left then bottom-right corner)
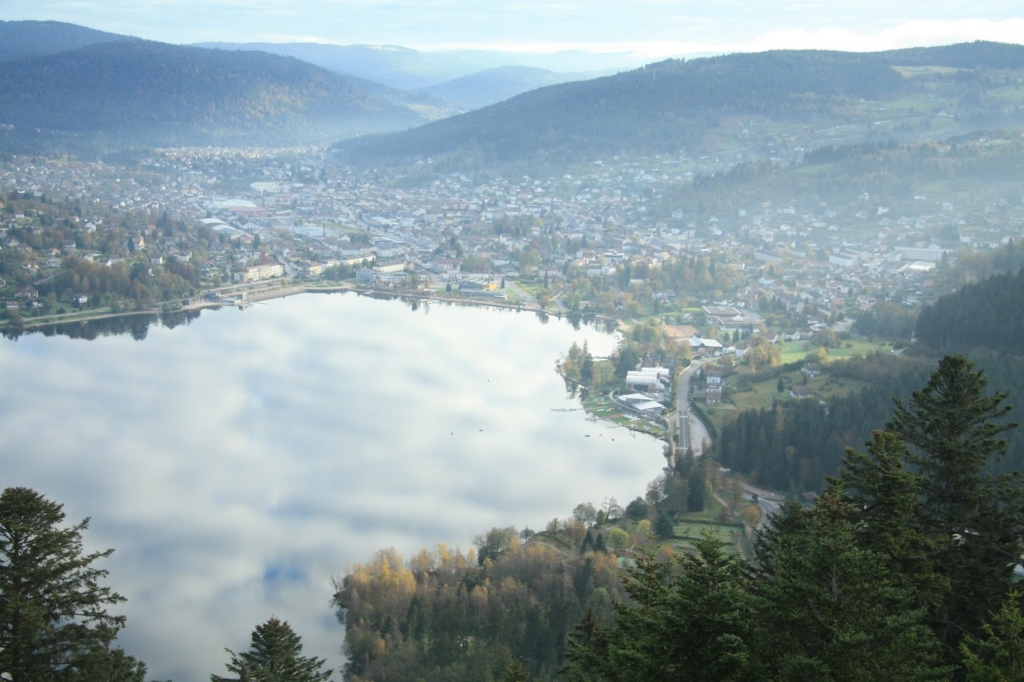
4 0 1024 65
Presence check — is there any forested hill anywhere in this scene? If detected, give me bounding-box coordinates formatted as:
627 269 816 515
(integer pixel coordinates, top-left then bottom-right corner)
0 20 128 62
332 49 903 166
332 41 1024 169
916 259 1024 353
877 41 1024 69
0 40 426 151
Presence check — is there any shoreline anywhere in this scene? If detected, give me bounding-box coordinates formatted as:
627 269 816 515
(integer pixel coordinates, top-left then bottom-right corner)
6 280 619 332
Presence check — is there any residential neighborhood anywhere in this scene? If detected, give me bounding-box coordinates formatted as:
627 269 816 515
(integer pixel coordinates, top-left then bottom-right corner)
2 138 1022 344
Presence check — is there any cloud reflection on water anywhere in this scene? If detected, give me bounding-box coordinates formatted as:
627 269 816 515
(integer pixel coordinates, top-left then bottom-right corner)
0 293 664 681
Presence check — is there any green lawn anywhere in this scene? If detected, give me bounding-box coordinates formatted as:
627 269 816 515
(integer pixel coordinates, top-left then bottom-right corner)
670 520 743 554
778 338 894 365
704 404 740 435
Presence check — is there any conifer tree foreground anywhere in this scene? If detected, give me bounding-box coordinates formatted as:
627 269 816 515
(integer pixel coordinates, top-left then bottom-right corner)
886 354 1024 655
564 355 1023 681
0 486 146 682
211 617 331 682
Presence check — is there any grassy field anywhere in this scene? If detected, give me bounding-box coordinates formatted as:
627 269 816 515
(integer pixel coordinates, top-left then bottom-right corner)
778 338 894 364
670 520 744 554
727 370 871 411
704 403 740 436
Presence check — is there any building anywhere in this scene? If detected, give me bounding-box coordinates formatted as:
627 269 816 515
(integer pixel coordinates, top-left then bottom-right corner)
625 367 670 397
705 370 723 403
689 336 724 353
617 393 665 416
234 263 284 283
897 247 946 263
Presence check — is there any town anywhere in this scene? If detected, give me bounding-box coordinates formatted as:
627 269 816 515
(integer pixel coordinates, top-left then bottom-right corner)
2 134 1023 343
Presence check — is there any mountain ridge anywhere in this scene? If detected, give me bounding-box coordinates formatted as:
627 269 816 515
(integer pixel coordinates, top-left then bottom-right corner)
330 41 1024 170
0 19 129 62
0 38 426 151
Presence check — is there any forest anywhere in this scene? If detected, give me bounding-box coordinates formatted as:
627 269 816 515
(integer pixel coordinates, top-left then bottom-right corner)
336 356 1024 681
916 263 1024 353
333 48 907 166
715 248 1024 492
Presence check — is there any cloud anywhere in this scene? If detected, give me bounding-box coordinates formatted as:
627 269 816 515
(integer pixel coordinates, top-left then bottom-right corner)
419 17 1024 63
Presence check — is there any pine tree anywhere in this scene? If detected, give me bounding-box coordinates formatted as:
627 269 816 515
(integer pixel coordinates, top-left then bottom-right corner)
960 590 1024 681
887 354 1024 653
751 487 948 681
563 532 756 682
687 468 706 512
501 658 531 682
212 617 331 682
580 341 594 386
0 487 145 682
654 512 675 540
958 585 1024 675
834 431 948 608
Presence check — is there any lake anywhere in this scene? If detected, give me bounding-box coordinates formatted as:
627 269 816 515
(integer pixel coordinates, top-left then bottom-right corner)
0 292 665 682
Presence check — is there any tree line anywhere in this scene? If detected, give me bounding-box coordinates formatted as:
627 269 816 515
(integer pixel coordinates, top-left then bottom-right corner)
715 352 935 492
335 539 629 681
916 262 1024 354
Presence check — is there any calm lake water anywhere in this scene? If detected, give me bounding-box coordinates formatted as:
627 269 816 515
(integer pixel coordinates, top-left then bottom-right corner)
0 293 665 682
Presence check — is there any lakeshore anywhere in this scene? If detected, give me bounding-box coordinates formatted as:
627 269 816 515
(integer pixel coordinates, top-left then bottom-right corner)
5 279 620 333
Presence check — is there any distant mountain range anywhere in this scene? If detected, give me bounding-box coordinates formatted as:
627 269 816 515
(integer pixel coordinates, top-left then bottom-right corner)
0 38 426 151
196 42 513 91
4 20 1024 168
332 41 1024 169
0 21 605 154
419 66 583 111
0 20 128 62
197 43 598 110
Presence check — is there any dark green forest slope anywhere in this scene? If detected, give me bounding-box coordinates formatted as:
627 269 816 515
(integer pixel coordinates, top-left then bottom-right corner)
917 263 1024 353
0 40 425 151
718 257 1024 493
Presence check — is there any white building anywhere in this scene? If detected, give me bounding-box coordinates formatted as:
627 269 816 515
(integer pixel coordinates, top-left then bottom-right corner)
617 393 665 415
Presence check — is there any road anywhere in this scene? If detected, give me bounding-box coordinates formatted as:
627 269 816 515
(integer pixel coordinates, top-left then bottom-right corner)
673 359 711 459
742 483 784 529
671 360 785 530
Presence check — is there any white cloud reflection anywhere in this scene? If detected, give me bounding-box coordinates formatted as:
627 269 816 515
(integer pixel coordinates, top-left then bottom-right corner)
0 294 664 681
